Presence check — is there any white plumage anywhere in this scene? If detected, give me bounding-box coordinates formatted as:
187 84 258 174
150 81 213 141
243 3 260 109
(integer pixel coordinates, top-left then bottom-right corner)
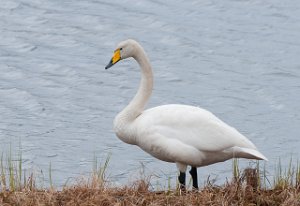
105 39 267 189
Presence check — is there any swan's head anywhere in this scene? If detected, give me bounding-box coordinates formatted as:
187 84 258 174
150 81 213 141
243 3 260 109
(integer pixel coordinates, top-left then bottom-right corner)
105 39 138 69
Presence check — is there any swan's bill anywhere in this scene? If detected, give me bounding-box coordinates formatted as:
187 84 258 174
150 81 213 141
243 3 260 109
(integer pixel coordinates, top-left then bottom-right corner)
105 48 121 69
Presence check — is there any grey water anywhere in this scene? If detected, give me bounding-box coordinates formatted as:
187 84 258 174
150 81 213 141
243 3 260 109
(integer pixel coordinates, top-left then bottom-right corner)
0 0 300 187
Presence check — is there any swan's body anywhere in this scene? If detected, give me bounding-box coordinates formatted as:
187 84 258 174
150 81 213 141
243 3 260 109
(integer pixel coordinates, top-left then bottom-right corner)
105 39 267 189
116 104 264 166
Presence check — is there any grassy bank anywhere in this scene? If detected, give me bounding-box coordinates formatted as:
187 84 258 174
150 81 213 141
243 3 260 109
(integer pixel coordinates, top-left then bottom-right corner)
1 176 300 205
1 152 300 205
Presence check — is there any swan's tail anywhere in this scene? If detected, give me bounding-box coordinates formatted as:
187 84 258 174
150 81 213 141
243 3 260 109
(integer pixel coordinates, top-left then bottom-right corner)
232 147 268 161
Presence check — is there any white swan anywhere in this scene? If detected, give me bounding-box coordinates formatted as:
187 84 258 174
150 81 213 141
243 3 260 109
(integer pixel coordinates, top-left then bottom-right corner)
105 39 267 189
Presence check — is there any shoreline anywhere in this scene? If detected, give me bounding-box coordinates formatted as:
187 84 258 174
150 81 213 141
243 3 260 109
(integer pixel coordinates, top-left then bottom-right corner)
1 177 300 205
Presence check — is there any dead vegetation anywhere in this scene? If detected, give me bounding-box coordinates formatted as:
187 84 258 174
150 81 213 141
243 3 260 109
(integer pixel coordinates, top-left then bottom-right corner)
1 152 300 205
1 170 300 206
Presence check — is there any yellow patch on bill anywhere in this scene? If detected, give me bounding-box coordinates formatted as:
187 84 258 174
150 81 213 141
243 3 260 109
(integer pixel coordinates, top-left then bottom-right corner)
112 49 121 64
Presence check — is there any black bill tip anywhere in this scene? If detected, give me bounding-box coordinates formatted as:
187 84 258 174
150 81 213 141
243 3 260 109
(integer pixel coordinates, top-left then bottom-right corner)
105 59 113 70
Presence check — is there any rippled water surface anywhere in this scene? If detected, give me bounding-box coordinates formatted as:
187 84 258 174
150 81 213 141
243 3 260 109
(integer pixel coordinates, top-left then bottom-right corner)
1 0 300 187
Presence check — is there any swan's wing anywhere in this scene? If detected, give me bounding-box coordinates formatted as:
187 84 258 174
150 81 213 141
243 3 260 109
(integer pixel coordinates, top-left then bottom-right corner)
135 104 257 152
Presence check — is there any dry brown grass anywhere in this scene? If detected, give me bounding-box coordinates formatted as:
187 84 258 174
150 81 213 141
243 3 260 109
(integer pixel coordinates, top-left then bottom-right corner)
1 154 300 205
1 177 300 206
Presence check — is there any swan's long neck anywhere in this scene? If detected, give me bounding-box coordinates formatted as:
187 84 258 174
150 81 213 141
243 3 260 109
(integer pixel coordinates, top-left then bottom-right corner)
116 45 153 125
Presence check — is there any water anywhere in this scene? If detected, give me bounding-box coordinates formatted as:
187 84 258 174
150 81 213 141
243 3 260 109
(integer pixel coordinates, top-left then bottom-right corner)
0 0 300 187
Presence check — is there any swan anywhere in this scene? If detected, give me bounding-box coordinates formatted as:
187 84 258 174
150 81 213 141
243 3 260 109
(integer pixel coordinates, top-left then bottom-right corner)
105 39 267 189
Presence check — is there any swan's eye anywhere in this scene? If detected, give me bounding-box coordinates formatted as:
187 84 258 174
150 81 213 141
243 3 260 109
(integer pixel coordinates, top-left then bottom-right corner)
120 48 123 51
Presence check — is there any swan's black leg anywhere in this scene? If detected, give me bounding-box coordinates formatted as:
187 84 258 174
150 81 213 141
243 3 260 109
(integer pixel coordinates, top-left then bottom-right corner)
178 172 186 190
189 167 198 189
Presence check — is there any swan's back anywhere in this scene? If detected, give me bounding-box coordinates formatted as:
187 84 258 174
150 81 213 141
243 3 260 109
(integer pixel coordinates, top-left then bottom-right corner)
134 104 257 153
